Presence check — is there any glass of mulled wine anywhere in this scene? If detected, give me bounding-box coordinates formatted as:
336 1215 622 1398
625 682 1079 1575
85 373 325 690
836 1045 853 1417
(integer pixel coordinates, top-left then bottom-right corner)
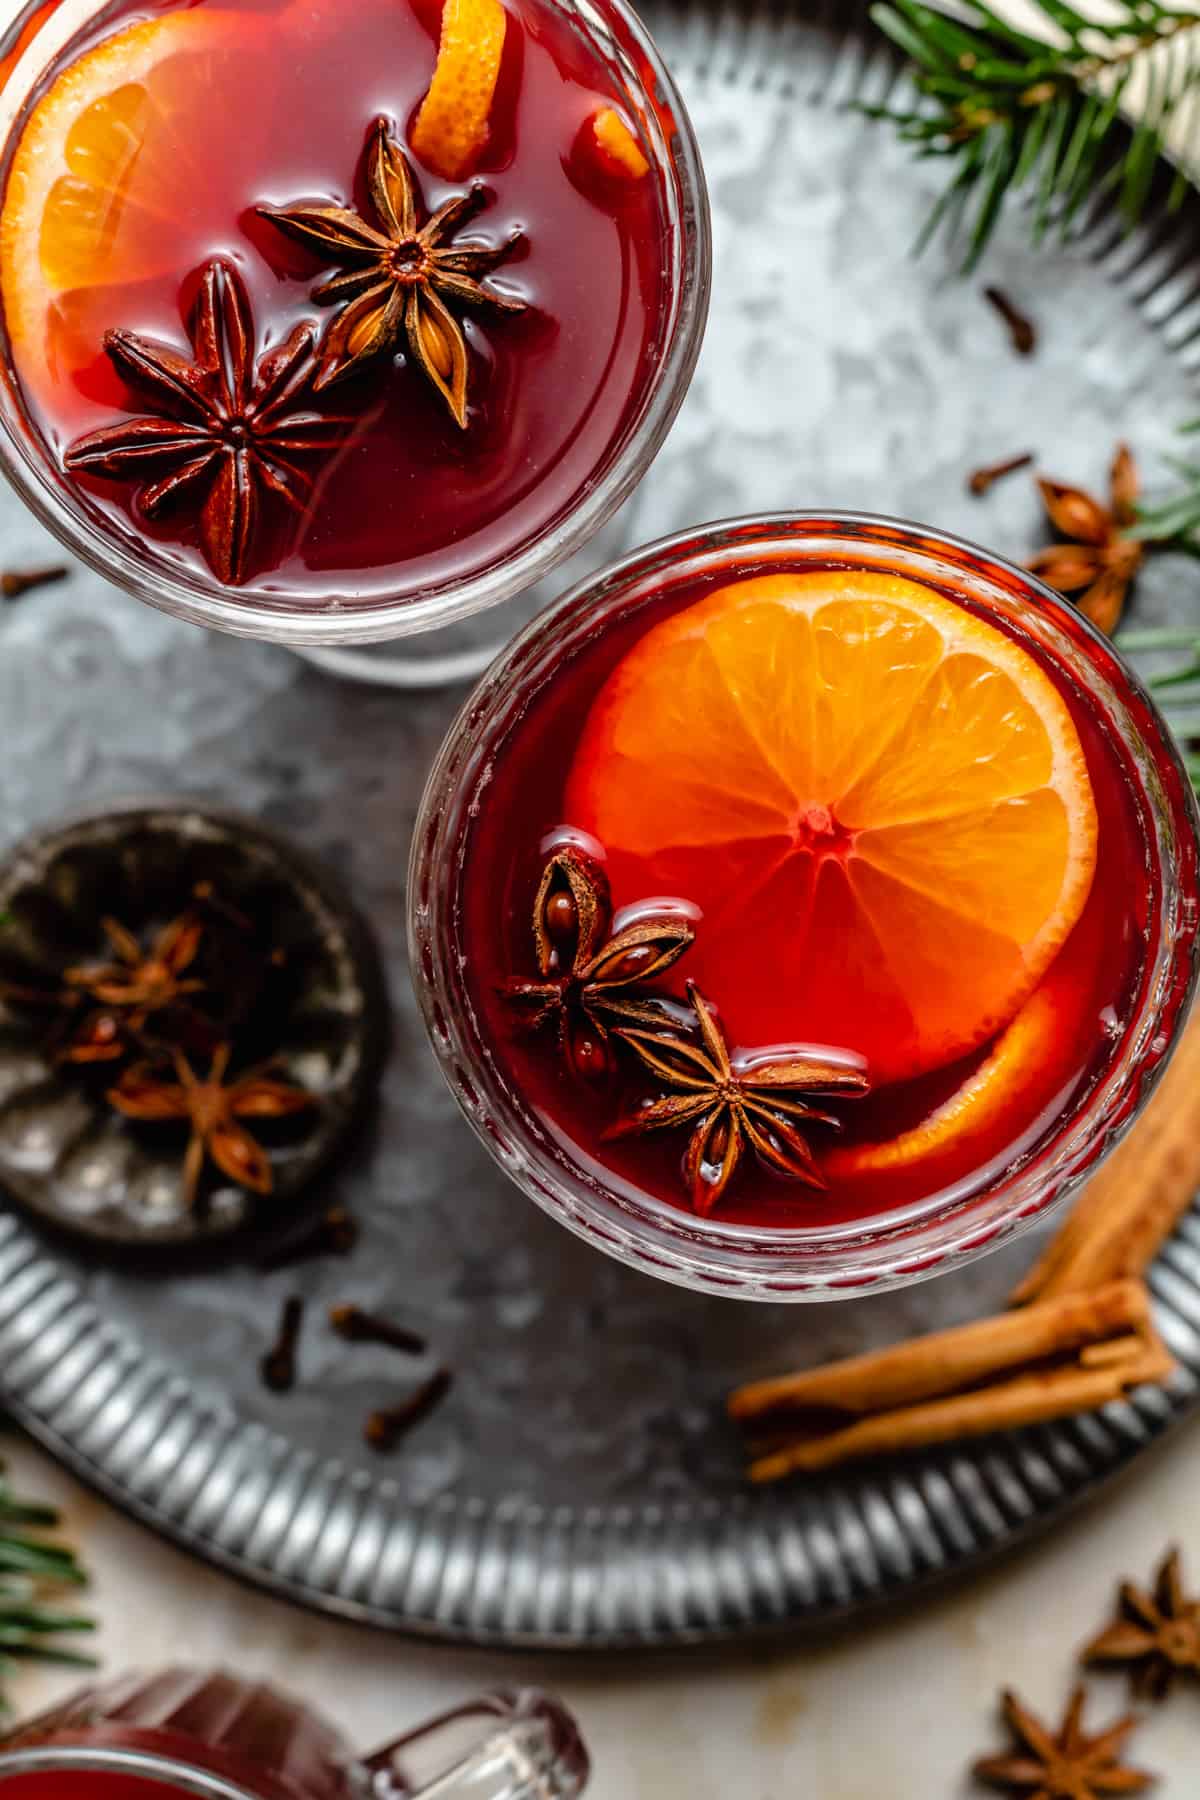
0 0 707 648
0 1667 589 1800
409 512 1200 1300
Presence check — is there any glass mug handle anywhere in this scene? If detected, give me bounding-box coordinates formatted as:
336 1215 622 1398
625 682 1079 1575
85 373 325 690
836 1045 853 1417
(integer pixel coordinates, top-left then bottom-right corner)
361 1689 589 1800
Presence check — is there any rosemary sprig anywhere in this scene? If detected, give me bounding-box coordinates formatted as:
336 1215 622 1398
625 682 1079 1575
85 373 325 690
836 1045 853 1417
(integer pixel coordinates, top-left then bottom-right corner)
866 0 1200 269
0 1459 95 1718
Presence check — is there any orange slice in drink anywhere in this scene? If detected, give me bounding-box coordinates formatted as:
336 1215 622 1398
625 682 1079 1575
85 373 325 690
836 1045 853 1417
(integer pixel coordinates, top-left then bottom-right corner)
411 0 507 181
825 988 1062 1177
567 572 1098 1084
591 107 650 180
1 9 255 392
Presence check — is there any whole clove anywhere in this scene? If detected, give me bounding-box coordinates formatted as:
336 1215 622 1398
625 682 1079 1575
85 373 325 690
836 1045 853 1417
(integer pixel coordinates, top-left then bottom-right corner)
256 1205 359 1271
984 285 1037 355
968 451 1035 497
260 1295 305 1393
0 565 69 601
365 1369 453 1452
330 1303 427 1356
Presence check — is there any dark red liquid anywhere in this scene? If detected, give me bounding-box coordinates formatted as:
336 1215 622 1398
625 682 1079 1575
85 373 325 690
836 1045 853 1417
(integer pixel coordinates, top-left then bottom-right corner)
0 1774 191 1800
1 0 669 603
0 1671 356 1800
462 562 1155 1230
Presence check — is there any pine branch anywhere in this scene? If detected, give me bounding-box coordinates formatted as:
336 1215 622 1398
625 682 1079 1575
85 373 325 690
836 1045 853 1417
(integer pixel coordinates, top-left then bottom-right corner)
1137 419 1200 541
866 0 1200 269
0 1461 95 1718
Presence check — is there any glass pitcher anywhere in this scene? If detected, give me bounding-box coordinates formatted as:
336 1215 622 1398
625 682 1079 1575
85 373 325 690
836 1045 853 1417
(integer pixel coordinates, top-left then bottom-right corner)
0 1668 588 1800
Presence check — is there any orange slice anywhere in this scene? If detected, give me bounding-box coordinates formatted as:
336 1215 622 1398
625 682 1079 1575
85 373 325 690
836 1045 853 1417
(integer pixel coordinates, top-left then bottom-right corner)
591 107 650 180
566 572 1098 1084
825 988 1062 1177
1 9 252 384
411 0 507 181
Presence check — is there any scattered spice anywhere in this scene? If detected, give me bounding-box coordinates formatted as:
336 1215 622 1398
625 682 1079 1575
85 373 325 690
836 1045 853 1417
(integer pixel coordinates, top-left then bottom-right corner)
191 881 256 938
1028 443 1143 635
1083 1547 1200 1700
260 1295 304 1393
972 1688 1153 1798
968 451 1034 497
108 1044 316 1209
0 565 69 601
729 1279 1171 1481
501 844 694 1082
257 1205 359 1270
329 1303 427 1356
608 982 868 1215
365 1369 454 1452
259 117 526 424
65 260 348 587
984 285 1037 356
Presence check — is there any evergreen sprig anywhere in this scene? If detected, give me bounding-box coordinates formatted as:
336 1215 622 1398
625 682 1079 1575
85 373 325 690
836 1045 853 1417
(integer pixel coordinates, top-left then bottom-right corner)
1137 419 1200 542
867 0 1200 269
1117 624 1200 784
0 1459 95 1719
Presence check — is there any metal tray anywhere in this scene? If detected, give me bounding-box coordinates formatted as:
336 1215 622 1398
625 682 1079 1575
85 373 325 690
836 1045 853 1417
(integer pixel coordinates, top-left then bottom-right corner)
3 0 1200 1648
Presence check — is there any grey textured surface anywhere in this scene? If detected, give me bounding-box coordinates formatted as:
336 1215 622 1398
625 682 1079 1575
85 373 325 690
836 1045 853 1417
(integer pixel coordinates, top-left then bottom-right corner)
2 0 1200 1644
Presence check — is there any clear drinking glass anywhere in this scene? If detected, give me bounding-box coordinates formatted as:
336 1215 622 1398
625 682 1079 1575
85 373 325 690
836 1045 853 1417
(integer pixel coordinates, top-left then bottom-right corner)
408 512 1200 1300
0 0 709 666
0 1668 589 1800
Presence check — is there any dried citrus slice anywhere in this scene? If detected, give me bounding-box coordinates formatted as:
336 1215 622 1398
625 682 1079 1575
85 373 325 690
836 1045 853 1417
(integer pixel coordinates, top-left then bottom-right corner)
591 107 650 180
410 0 507 181
1 9 252 385
566 572 1098 1084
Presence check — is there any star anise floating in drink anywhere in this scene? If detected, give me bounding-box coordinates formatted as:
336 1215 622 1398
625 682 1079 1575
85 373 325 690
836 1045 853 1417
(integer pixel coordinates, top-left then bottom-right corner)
1083 1547 1200 1701
110 1045 316 1210
259 116 526 424
501 850 868 1212
972 1688 1153 1798
65 260 347 585
1028 444 1144 636
608 983 868 1215
500 844 694 1080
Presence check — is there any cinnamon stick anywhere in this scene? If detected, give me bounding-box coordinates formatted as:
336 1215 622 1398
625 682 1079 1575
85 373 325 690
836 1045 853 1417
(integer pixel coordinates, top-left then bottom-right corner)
728 1279 1153 1425
746 1339 1174 1482
1011 1004 1200 1305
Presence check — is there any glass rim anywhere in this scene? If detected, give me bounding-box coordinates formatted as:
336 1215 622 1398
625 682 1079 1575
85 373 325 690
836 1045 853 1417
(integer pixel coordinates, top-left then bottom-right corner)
0 0 711 647
0 1744 262 1800
408 509 1200 1300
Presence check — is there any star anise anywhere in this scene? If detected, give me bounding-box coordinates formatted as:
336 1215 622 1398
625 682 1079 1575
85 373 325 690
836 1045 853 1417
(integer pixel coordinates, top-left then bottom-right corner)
0 906 208 1065
108 1045 316 1209
606 982 869 1216
500 845 694 1081
64 912 204 1022
65 259 346 586
973 1689 1154 1798
1083 1547 1200 1701
258 116 526 424
1028 444 1143 636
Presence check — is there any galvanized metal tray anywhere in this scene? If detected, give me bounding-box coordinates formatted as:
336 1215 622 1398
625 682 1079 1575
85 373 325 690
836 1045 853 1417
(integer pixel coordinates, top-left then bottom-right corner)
2 0 1200 1647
